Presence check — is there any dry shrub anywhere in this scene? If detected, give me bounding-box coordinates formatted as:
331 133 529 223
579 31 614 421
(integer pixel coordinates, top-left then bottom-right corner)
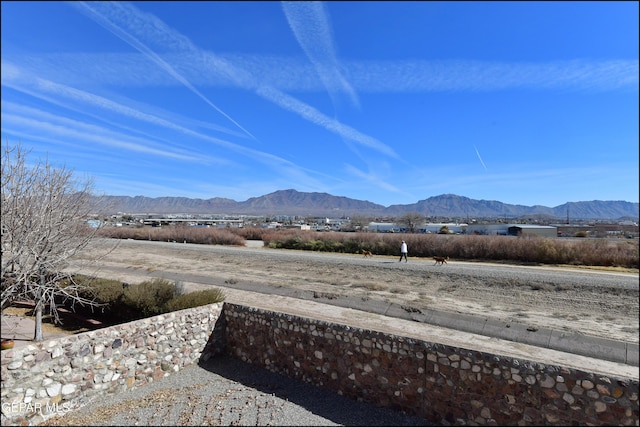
100 225 244 245
227 227 270 240
58 275 226 324
103 226 638 268
263 231 638 268
74 276 125 305
122 278 175 318
66 275 125 318
165 288 225 312
570 238 638 267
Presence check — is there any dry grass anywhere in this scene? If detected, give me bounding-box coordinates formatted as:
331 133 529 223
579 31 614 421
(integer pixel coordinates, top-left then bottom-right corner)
352 283 388 292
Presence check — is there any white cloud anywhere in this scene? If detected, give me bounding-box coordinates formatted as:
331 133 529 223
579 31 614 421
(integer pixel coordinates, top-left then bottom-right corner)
2 109 204 162
9 53 636 93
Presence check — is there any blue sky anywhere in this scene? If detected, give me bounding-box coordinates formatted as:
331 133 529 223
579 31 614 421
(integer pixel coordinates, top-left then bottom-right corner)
1 1 638 208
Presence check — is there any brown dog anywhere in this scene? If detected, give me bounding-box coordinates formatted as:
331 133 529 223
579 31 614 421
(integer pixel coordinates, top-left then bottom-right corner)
433 256 448 265
362 249 373 258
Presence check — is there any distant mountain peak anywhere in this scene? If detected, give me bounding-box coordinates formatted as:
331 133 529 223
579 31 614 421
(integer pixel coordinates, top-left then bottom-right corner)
98 191 639 220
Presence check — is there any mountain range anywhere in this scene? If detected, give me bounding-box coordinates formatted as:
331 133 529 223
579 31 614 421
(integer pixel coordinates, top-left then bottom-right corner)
97 190 639 221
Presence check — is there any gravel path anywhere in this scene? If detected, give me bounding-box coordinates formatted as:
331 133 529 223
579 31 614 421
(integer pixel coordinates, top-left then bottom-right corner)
103 239 638 290
41 355 432 426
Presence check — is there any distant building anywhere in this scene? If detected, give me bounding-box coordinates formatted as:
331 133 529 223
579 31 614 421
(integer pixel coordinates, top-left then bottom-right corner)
283 224 311 230
507 225 557 238
467 224 509 235
467 223 557 237
367 222 400 233
552 224 593 237
421 223 467 234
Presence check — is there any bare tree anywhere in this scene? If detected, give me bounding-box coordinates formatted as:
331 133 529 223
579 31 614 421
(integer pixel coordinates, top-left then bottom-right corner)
343 215 371 232
395 212 425 233
1 141 106 341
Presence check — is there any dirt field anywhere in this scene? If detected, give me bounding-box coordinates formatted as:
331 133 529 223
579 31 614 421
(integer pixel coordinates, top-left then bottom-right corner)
64 238 640 345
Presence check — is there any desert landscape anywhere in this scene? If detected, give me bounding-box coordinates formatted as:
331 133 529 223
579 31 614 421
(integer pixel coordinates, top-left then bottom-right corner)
69 238 639 345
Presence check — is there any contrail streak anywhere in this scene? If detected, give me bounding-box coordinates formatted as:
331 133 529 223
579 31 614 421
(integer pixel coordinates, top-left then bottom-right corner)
282 1 359 108
474 145 488 171
73 1 258 141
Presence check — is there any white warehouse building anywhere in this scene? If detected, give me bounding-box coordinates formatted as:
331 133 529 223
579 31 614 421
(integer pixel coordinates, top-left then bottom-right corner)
366 222 468 234
421 223 468 234
466 224 557 238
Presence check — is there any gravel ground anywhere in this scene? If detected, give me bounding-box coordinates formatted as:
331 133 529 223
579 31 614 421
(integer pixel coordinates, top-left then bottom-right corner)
41 355 432 426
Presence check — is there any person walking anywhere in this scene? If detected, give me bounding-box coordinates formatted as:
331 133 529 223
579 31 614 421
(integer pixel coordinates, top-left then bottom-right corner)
399 240 408 262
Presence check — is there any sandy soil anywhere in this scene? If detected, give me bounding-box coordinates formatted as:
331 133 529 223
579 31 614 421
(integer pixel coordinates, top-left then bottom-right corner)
69 238 639 344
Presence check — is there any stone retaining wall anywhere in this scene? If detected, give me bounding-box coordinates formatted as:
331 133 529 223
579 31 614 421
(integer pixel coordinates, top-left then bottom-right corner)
1 303 224 426
2 302 639 426
221 303 639 426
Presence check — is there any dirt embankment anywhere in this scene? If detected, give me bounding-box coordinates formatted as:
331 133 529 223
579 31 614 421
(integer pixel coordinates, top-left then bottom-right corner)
71 239 639 344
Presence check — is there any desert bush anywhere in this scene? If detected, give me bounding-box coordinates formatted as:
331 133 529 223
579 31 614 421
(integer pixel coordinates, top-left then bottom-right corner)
227 227 270 240
263 231 638 268
570 238 637 267
306 239 326 251
57 275 227 324
59 275 127 319
164 288 226 312
122 278 176 318
262 229 311 247
100 227 150 240
411 234 484 260
100 225 245 245
102 225 638 268
71 276 125 305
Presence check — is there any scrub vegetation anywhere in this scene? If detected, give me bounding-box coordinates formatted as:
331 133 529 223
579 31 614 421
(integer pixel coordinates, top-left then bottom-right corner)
64 276 225 323
100 227 638 269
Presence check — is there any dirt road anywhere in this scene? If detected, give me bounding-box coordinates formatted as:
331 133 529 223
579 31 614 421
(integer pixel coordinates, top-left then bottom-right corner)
72 238 639 344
